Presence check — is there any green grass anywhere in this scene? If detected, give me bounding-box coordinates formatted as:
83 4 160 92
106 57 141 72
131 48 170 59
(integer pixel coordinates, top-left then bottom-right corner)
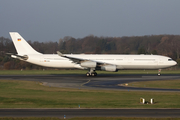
128 80 180 89
0 69 180 75
0 80 180 108
0 117 179 120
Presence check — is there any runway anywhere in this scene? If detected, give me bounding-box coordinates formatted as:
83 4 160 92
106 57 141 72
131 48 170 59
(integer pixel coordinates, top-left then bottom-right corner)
0 74 180 91
0 108 180 118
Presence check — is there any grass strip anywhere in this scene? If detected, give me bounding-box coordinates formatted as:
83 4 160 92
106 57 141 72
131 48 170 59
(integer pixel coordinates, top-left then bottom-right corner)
128 80 180 89
0 80 180 108
0 69 180 75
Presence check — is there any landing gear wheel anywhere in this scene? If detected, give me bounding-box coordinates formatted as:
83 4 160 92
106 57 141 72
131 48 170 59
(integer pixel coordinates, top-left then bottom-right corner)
94 72 97 76
91 73 95 76
86 73 90 77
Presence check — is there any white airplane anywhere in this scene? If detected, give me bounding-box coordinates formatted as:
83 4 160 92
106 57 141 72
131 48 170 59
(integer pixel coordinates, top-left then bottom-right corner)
9 32 177 76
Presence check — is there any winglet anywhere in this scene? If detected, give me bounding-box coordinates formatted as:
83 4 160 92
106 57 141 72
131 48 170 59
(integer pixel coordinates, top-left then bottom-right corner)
57 51 64 57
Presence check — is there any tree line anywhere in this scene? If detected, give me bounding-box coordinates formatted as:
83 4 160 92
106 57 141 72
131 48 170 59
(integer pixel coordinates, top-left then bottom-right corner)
1 34 180 70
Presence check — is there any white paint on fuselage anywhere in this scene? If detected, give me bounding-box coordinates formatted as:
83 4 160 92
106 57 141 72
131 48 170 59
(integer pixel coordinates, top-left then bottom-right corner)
25 54 177 70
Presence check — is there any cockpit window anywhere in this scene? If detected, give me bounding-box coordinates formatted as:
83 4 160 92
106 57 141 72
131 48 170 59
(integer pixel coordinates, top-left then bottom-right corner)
168 59 173 61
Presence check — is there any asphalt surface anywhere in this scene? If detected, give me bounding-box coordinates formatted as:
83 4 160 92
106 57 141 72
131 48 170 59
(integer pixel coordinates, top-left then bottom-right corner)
0 74 180 91
0 108 180 118
0 74 180 118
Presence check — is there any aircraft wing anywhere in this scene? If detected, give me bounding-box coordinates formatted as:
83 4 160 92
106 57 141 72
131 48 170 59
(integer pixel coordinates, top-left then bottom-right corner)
57 51 85 64
57 51 111 66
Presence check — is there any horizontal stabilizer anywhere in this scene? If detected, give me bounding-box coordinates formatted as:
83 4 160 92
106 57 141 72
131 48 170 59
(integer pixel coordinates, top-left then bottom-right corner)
6 53 28 60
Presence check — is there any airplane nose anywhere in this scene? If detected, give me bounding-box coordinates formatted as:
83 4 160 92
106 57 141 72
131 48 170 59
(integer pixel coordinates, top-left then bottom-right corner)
173 61 177 66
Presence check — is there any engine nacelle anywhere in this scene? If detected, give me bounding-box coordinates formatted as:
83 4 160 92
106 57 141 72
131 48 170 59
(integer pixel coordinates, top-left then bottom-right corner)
101 65 117 72
80 61 97 68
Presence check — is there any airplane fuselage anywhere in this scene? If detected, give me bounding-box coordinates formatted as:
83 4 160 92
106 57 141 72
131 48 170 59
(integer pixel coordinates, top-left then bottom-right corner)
12 54 176 70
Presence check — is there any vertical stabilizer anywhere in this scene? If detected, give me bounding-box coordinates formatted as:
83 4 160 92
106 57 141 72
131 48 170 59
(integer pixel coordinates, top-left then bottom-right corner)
9 32 41 55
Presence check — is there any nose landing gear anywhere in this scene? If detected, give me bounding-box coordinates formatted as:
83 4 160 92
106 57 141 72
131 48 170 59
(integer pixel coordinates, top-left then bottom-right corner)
158 69 161 76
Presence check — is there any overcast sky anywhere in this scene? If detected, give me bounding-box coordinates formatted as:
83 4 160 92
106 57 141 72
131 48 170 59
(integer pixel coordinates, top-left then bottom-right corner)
1 0 180 42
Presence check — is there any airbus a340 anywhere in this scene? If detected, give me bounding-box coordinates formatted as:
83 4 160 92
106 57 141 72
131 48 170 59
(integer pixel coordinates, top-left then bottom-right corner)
9 32 177 76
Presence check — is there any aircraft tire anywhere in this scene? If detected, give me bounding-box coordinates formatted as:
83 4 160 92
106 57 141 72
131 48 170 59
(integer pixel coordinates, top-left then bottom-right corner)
94 72 97 76
91 72 97 77
86 73 90 77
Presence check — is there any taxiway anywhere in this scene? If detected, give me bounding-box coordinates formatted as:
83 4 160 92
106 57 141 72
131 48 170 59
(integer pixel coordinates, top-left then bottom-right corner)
0 108 180 118
0 74 180 91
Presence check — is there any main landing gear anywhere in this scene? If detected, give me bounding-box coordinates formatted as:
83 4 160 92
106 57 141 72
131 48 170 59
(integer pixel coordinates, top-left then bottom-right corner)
86 68 97 77
86 72 97 77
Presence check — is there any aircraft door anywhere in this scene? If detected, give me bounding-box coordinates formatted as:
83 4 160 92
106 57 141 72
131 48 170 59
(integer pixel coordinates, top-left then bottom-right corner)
40 55 44 62
159 58 164 65
124 57 132 63
154 58 158 67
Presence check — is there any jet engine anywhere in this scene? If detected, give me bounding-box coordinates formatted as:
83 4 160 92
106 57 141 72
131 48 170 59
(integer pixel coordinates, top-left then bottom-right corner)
80 61 97 68
101 65 117 72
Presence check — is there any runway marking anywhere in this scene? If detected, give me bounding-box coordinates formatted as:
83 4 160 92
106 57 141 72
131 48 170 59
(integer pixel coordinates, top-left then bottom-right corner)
81 79 91 86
